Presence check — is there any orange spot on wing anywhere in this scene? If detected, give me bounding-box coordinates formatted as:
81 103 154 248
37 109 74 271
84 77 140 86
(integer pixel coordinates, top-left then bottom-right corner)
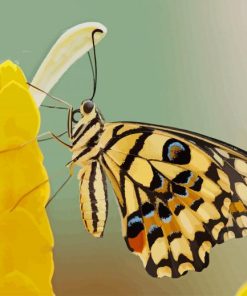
230 201 246 213
128 230 145 253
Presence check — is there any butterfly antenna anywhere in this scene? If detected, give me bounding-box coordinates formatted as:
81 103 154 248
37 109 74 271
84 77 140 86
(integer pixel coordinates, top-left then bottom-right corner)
88 51 95 84
89 29 103 101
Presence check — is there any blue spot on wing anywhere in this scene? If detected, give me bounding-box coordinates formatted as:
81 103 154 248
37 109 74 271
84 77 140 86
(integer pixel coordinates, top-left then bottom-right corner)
186 172 193 184
142 202 155 218
167 142 185 161
127 212 144 239
162 215 172 223
145 211 154 218
158 203 172 223
147 226 163 247
128 216 142 227
149 224 159 234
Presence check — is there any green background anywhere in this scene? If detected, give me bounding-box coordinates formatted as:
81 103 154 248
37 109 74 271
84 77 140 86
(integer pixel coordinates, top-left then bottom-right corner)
2 0 247 295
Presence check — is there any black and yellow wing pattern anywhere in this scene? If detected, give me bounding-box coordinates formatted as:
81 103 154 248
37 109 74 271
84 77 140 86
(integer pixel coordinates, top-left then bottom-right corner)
99 122 247 278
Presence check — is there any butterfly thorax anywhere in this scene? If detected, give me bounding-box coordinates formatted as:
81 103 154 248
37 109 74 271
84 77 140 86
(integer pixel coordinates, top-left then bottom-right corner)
71 104 104 166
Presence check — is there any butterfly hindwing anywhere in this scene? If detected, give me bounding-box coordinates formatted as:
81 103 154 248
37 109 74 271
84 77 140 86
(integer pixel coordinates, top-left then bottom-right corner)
99 122 247 278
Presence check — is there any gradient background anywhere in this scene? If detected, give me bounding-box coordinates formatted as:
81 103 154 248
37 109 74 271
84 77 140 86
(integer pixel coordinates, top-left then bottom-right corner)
1 1 247 295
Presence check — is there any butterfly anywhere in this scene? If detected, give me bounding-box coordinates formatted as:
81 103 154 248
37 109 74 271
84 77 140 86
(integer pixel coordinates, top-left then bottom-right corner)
33 30 247 279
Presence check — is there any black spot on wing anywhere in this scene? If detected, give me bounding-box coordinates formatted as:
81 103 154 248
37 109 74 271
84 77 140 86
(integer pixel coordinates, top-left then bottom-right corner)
150 168 163 190
205 162 220 182
167 232 182 244
172 183 188 197
147 226 163 247
190 198 204 211
163 139 191 164
142 202 155 217
159 192 173 204
174 204 185 216
127 223 144 238
190 176 203 191
173 170 192 184
127 211 144 238
158 203 172 221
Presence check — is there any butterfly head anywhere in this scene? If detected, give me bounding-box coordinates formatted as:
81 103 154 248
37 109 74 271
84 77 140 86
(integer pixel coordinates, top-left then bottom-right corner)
80 99 95 115
72 99 99 124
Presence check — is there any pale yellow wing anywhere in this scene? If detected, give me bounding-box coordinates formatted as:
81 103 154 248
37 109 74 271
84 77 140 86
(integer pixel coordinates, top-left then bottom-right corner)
99 122 247 278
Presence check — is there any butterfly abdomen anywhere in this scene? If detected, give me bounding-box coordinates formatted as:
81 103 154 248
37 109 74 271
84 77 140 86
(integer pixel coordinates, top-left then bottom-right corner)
79 161 108 237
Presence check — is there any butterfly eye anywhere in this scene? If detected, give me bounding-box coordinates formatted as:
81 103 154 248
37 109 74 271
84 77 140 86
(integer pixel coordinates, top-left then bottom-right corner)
83 100 94 114
72 109 81 123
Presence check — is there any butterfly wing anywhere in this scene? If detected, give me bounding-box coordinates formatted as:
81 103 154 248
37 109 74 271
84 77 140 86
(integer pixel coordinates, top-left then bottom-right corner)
99 122 247 278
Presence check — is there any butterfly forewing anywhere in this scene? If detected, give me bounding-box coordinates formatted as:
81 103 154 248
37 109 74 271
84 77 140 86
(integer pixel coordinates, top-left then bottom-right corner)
99 122 247 278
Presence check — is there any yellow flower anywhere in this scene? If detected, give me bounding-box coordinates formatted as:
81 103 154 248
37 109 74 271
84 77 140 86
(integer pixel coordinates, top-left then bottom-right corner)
0 61 54 295
236 283 247 296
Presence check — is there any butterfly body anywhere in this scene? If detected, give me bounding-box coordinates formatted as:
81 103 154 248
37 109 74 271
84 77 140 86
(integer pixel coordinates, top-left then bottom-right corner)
65 99 247 278
68 102 107 237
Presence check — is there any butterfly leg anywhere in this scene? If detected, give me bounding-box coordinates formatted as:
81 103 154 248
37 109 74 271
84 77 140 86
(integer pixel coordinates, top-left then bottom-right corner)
45 152 74 207
46 174 72 207
37 130 67 142
28 82 74 141
67 105 73 140
67 162 75 176
38 105 73 145
50 132 72 148
38 131 72 148
38 103 73 143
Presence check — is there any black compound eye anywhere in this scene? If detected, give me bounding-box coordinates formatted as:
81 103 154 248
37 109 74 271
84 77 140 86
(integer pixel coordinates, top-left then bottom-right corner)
83 100 94 114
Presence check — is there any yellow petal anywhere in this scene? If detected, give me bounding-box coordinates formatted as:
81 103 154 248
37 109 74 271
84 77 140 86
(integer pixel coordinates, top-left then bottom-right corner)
0 271 41 296
0 61 40 150
236 283 247 296
0 60 27 91
0 61 54 295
